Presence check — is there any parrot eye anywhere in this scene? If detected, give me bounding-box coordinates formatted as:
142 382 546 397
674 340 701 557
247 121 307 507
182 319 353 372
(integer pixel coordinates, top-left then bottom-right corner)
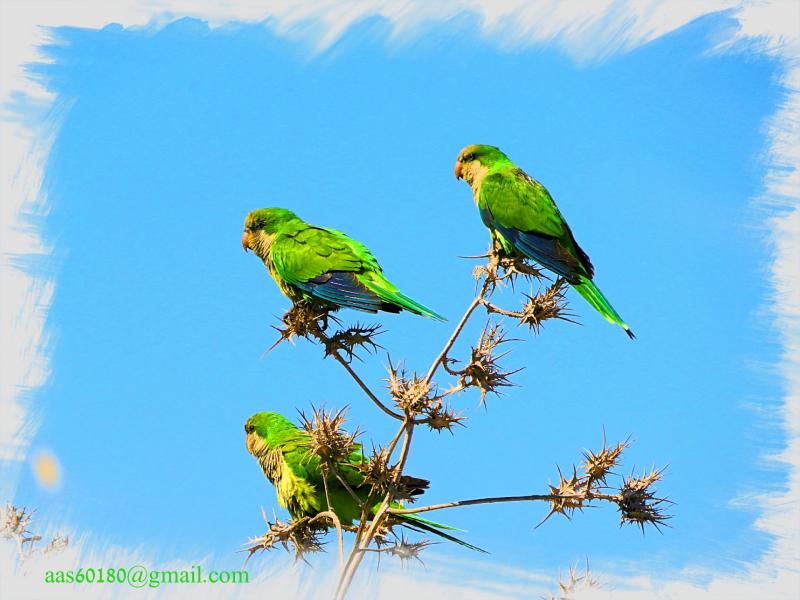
245 423 254 433
464 153 477 161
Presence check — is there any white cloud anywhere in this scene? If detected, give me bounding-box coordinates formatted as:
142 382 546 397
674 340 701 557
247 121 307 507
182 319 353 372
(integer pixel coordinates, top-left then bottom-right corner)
1 0 797 598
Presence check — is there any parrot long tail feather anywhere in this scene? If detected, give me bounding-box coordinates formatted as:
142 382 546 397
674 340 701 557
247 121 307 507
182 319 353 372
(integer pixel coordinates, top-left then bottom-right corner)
361 278 446 322
397 514 487 553
574 276 635 339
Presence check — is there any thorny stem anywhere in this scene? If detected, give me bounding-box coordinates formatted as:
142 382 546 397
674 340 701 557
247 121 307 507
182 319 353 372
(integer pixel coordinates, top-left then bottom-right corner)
315 510 344 568
481 300 523 319
424 280 491 386
348 418 408 552
320 477 345 568
388 491 621 516
311 264 498 430
350 418 408 545
309 326 404 421
335 418 413 600
336 269 499 599
330 351 404 421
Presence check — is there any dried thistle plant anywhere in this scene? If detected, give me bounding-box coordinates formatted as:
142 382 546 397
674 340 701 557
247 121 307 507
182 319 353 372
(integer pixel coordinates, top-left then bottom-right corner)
299 406 361 464
2 502 68 562
458 322 519 404
356 446 395 499
42 534 70 555
1 503 34 541
245 513 326 564
581 436 628 486
252 251 670 600
423 402 466 433
618 467 671 532
471 241 544 289
531 442 669 533
271 301 333 349
539 467 588 527
387 362 435 415
519 278 574 333
370 533 436 567
498 254 544 283
325 324 383 362
351 445 429 505
546 560 602 600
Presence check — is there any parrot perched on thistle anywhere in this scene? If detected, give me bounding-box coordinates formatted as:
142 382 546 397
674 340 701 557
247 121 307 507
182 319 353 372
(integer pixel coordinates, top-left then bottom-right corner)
242 208 444 320
454 145 635 339
244 411 485 552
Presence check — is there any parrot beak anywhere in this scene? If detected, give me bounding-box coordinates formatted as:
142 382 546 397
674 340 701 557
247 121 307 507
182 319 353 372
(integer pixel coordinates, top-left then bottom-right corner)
454 160 463 180
245 432 255 454
242 231 250 252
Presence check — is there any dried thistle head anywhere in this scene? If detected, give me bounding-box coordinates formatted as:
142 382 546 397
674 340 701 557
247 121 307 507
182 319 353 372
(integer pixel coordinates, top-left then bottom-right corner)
471 240 502 283
271 301 333 349
42 534 69 555
298 406 360 465
357 446 394 497
538 467 588 528
520 278 574 333
1 503 34 539
551 561 601 599
498 255 543 283
376 533 436 567
459 322 519 404
473 263 491 282
387 362 434 415
370 521 396 545
582 436 629 487
245 514 325 564
355 445 427 503
324 323 383 362
618 467 671 532
472 240 542 288
423 402 466 434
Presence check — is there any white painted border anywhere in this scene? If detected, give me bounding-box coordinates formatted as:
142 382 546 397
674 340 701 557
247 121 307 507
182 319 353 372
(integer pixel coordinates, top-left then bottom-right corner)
1 1 797 597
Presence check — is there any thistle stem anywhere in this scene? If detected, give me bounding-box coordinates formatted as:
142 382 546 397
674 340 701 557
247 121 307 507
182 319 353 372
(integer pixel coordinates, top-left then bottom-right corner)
388 491 621 516
424 277 492 386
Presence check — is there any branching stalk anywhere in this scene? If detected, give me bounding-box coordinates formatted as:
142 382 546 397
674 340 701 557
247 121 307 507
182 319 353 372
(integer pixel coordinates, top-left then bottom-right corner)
253 256 668 600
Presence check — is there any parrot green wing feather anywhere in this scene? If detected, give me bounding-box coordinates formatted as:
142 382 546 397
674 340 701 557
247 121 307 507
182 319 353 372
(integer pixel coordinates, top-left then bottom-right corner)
269 222 444 319
479 168 567 239
271 224 375 286
479 168 594 280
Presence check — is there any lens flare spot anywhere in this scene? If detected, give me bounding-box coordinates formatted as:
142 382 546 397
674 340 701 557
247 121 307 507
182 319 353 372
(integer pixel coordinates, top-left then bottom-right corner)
32 451 61 490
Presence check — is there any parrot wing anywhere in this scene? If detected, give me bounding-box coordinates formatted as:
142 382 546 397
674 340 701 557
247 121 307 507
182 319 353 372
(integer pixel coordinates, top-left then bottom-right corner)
479 169 594 282
270 224 390 312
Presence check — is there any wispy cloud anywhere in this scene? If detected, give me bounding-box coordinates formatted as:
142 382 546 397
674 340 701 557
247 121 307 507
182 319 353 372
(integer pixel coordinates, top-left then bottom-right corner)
1 1 797 597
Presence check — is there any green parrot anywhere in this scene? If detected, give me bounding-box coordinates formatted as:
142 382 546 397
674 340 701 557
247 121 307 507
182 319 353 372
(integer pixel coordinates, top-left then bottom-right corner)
242 208 444 320
244 411 484 552
455 145 634 339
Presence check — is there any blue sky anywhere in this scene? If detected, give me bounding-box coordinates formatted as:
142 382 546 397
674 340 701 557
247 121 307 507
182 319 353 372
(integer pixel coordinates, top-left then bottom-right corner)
3 5 792 590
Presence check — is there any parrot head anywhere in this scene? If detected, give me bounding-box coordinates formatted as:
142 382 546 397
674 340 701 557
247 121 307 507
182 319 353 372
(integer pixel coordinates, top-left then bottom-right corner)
242 208 299 255
244 411 294 456
454 144 510 186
